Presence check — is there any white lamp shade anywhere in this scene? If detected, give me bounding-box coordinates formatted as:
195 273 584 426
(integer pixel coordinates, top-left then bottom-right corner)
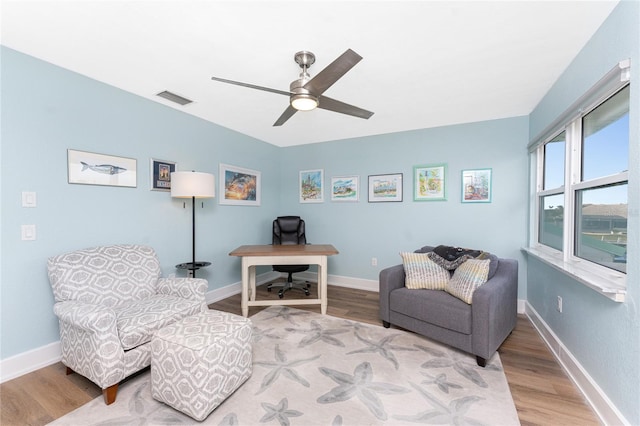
171 171 215 198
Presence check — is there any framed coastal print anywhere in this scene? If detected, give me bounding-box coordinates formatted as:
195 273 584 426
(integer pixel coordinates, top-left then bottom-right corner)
67 149 137 188
331 176 359 202
219 163 261 206
462 168 492 203
300 169 324 203
414 163 447 201
368 173 403 202
150 158 176 191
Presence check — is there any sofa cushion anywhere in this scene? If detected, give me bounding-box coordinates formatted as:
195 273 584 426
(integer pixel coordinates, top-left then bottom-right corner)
400 252 450 290
114 295 203 350
445 258 490 304
389 287 472 334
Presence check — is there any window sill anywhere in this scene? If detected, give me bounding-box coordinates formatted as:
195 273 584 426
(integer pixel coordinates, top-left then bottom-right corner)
522 246 626 302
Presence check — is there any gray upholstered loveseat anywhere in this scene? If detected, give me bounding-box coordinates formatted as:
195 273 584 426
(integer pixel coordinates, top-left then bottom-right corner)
379 245 518 366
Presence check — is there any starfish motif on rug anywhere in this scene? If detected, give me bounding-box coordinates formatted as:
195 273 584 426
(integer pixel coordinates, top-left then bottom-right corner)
347 332 418 370
420 350 502 388
260 398 303 425
317 361 410 421
285 320 349 348
258 306 312 325
251 325 282 343
253 344 320 394
340 319 368 333
394 382 485 425
420 371 463 394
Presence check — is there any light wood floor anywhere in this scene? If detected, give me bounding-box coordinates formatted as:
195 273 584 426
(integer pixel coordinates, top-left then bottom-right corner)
0 284 599 425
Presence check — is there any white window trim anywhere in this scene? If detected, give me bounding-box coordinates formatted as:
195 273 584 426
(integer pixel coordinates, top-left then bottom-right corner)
526 60 630 303
523 245 626 302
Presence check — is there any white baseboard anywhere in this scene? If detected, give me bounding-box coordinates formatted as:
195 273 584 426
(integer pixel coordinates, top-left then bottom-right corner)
300 271 380 292
525 301 629 426
204 271 281 304
0 341 61 384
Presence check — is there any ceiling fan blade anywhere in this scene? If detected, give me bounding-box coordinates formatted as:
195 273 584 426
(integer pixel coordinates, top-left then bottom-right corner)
273 105 298 126
211 76 292 97
303 49 362 96
317 96 374 120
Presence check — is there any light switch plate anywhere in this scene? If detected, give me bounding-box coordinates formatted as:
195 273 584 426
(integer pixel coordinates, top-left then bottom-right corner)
21 224 36 240
22 191 37 207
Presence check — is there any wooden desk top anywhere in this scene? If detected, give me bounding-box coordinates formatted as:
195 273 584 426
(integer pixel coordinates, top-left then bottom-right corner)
229 244 339 257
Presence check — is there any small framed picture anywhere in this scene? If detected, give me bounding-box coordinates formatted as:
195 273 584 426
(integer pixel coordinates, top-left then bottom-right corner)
219 163 261 206
300 169 324 203
414 163 447 201
331 176 359 202
150 158 176 191
462 168 492 203
368 173 403 202
68 149 136 188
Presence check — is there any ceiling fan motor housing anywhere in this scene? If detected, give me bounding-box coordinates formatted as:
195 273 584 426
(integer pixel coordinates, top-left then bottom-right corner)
290 70 318 111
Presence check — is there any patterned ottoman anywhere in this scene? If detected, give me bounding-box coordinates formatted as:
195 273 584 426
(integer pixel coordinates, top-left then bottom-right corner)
151 310 253 421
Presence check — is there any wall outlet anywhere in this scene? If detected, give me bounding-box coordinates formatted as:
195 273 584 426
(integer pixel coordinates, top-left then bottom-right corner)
557 296 563 313
371 257 378 266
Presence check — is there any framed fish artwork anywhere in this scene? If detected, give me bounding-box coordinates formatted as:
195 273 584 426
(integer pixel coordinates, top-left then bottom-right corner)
67 149 137 187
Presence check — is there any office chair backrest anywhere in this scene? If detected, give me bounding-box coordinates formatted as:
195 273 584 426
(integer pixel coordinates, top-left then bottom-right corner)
273 216 306 245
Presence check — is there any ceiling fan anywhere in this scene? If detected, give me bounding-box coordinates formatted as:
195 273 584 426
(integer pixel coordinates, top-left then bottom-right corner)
211 49 374 126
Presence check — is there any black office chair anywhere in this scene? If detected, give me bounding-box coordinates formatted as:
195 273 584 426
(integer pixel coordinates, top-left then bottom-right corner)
268 216 311 299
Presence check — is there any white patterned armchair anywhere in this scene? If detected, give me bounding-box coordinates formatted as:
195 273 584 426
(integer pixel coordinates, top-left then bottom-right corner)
47 244 208 405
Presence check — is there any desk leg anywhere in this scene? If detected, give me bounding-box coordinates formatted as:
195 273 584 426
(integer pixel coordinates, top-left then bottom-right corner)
241 257 250 317
249 264 257 302
319 255 328 315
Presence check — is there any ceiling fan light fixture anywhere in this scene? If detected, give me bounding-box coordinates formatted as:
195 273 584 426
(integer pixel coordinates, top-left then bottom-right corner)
291 94 318 111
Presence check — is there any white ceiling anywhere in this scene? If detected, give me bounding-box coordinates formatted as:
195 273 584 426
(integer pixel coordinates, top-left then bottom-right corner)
2 1 619 147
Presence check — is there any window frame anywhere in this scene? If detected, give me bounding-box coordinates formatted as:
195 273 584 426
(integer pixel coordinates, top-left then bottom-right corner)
526 60 630 302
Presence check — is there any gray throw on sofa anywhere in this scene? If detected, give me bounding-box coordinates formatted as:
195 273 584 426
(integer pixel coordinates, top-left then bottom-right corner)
379 245 518 366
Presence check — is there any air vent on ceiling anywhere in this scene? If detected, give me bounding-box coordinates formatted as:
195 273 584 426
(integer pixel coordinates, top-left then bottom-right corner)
156 90 193 106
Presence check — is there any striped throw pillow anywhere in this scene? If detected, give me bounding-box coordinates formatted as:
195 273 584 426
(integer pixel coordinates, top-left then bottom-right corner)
445 258 490 304
400 252 450 290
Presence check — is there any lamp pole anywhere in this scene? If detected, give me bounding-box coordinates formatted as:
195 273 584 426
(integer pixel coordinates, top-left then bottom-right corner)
171 171 215 279
191 195 196 270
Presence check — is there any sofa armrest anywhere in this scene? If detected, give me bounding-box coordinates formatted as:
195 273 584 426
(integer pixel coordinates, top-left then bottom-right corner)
53 301 117 332
53 301 125 388
379 264 406 323
157 277 208 303
471 258 518 360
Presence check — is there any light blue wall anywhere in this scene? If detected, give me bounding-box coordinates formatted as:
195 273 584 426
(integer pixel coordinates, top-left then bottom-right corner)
1 2 637 420
279 119 529 286
527 1 640 424
1 46 281 358
1 46 529 362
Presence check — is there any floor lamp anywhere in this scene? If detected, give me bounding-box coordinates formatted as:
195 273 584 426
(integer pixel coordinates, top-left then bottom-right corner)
171 171 215 277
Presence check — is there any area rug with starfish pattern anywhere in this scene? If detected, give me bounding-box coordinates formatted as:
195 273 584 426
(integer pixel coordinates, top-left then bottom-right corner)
49 306 520 425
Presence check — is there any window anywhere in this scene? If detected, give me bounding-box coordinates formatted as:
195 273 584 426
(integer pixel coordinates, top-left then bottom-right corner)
528 61 630 301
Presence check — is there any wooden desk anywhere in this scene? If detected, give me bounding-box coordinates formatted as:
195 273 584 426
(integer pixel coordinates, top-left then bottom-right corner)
229 244 339 317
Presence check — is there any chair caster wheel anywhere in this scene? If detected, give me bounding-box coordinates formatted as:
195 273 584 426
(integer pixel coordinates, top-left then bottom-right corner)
267 287 272 292
306 283 311 288
304 290 310 296
278 291 284 299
